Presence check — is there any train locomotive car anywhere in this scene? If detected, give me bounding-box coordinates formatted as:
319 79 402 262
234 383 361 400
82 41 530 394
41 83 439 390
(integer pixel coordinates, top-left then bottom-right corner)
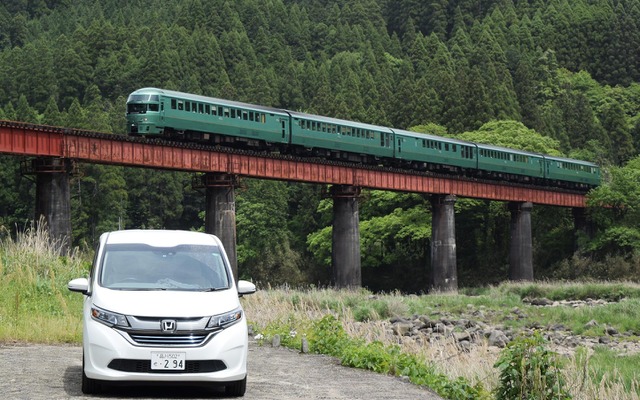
126 87 290 150
126 88 601 191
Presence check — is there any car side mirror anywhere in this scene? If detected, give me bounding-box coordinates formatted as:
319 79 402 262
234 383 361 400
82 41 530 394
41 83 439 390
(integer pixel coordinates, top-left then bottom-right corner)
237 280 256 297
68 277 90 295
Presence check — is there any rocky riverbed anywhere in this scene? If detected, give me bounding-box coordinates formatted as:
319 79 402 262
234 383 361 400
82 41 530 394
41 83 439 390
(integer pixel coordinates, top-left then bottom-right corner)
385 297 640 358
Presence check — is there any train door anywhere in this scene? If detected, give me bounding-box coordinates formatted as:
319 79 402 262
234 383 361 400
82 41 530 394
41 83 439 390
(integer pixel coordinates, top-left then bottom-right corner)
280 116 290 143
159 97 165 123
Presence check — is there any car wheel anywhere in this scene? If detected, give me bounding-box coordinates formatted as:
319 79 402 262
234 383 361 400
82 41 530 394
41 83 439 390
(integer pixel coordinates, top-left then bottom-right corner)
224 376 247 397
81 354 101 395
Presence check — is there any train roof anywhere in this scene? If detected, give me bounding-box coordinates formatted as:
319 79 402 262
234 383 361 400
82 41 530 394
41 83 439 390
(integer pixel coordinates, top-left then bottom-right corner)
287 110 394 133
391 128 477 146
129 88 289 116
544 155 599 166
475 142 544 157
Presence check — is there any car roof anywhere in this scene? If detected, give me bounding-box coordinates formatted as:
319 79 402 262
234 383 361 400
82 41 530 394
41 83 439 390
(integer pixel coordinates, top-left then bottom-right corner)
103 229 220 247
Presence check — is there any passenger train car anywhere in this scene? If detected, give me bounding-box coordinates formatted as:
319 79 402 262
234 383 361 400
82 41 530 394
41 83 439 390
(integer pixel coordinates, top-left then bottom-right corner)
126 88 601 190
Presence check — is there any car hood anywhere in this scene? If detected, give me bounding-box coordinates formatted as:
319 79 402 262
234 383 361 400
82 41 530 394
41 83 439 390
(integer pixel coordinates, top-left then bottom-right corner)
91 286 241 317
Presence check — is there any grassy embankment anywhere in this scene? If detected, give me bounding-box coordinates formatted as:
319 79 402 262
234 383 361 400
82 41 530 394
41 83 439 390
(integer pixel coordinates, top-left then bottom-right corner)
1 226 638 399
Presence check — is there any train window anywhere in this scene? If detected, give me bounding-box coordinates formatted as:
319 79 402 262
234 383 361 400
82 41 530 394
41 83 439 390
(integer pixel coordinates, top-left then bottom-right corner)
148 103 158 111
198 103 204 113
452 144 456 152
223 108 230 117
242 111 248 120
205 105 210 114
171 99 176 109
185 102 191 112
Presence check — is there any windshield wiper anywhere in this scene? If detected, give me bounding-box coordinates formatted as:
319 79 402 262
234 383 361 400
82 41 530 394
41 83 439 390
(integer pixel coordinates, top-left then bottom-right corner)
202 287 225 292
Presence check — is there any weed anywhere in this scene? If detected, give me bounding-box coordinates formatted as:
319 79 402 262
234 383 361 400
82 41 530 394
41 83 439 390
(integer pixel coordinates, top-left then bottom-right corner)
494 331 570 400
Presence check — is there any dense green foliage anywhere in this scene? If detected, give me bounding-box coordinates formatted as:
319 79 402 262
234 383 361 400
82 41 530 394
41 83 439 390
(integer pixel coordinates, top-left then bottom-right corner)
0 0 639 289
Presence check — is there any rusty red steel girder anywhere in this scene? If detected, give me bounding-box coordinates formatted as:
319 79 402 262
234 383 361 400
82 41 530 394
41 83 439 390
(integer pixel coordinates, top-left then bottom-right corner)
0 121 586 207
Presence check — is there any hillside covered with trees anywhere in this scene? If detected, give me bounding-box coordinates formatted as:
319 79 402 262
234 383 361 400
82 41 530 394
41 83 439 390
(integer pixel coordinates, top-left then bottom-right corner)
0 0 639 290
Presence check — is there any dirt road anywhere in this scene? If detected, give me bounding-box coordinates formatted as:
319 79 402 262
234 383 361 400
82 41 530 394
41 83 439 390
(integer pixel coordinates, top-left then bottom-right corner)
0 339 443 399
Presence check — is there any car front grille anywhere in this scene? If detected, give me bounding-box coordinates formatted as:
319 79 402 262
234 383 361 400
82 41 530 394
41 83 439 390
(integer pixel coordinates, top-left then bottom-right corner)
108 359 227 373
128 333 209 346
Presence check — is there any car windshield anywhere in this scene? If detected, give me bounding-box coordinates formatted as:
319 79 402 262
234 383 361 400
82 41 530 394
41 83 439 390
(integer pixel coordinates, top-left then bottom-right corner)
99 243 231 291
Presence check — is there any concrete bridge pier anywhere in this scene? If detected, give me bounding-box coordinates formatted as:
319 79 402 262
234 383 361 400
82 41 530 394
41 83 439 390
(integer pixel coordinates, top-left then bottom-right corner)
33 158 72 255
203 173 239 280
572 207 594 250
430 194 457 292
508 201 534 281
331 185 361 289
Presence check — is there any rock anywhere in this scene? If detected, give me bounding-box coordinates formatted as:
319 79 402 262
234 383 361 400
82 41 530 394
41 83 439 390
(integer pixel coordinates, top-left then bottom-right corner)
392 321 413 336
598 336 611 344
585 319 599 328
549 323 567 331
488 330 509 348
564 336 581 347
605 325 619 336
301 338 309 353
458 340 472 353
272 334 281 348
452 331 471 342
529 297 554 306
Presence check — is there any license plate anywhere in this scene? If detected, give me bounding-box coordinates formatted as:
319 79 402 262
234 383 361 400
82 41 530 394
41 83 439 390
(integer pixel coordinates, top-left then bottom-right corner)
151 352 186 370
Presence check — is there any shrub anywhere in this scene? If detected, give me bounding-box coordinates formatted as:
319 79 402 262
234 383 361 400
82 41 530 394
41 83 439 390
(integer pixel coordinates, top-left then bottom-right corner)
494 331 570 400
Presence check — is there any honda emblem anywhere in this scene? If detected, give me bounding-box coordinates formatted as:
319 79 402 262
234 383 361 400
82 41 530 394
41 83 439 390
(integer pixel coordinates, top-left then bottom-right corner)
161 319 177 333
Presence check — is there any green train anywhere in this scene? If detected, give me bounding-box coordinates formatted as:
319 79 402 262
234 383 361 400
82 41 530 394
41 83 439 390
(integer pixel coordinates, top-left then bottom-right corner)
126 88 601 190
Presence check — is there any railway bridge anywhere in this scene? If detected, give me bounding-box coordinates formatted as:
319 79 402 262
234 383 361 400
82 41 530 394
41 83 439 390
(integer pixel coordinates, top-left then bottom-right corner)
0 120 589 291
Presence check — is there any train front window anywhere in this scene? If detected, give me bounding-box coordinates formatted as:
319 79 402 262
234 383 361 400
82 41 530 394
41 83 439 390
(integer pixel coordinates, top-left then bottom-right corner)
127 103 147 114
127 94 160 114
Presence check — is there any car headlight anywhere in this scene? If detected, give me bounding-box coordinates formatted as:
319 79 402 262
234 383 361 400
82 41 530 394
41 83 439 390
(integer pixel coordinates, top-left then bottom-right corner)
91 306 130 328
207 307 243 329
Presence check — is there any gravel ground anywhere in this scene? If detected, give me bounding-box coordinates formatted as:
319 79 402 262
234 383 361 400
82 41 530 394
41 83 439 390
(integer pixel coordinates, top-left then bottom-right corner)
0 339 443 400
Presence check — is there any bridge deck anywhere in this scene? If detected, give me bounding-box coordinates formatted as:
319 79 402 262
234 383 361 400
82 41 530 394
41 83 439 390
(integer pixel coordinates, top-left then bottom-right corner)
0 120 586 207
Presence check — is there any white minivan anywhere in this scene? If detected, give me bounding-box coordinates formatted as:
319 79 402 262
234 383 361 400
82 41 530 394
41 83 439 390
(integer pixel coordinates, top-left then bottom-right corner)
68 229 256 397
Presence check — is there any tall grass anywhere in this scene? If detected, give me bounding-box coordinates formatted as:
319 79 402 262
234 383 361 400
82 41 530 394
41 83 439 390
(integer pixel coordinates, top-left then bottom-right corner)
0 222 89 343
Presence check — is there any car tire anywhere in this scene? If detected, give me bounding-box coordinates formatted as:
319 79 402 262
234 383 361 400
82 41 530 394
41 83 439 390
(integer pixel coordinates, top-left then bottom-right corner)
224 376 247 397
81 354 101 395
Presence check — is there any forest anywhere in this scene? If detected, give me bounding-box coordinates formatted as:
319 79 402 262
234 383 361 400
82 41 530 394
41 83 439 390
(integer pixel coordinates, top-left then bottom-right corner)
0 0 639 291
